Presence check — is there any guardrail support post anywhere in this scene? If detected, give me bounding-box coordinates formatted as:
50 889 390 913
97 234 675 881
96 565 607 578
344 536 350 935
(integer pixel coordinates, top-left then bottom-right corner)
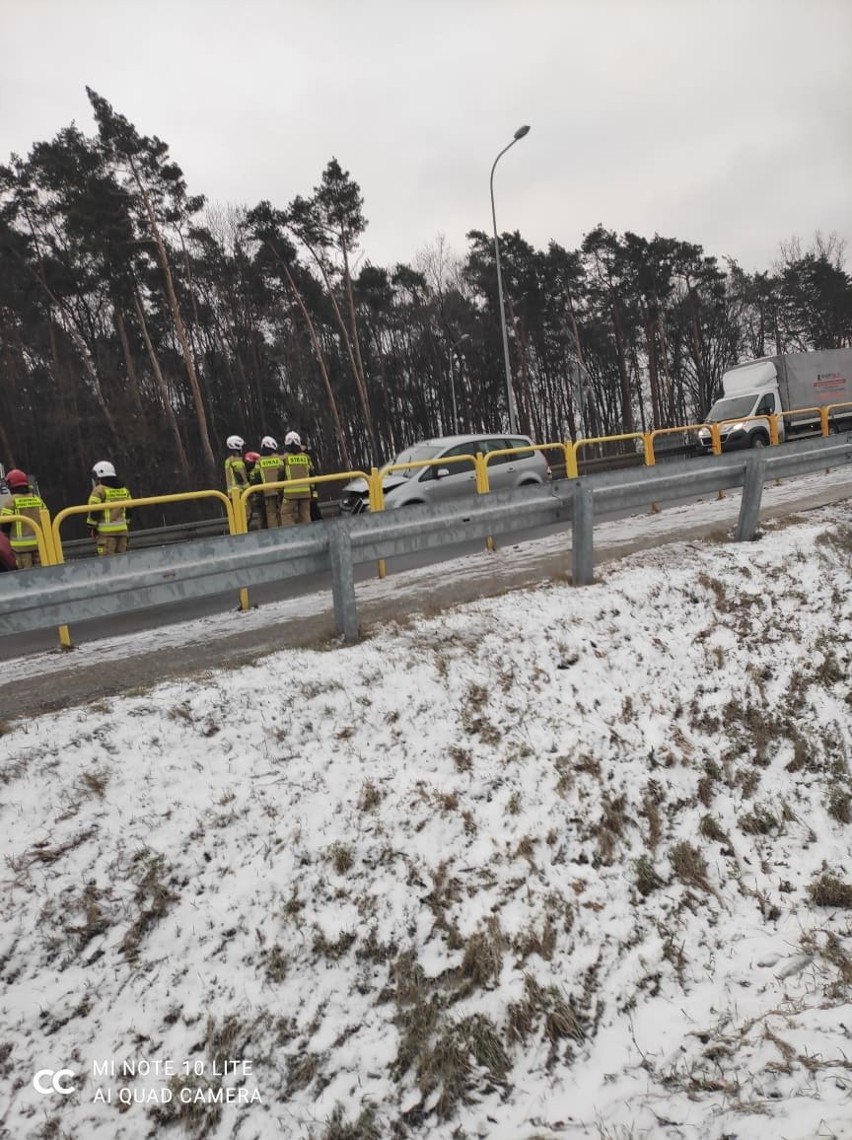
571 482 595 586
735 454 766 542
328 519 359 643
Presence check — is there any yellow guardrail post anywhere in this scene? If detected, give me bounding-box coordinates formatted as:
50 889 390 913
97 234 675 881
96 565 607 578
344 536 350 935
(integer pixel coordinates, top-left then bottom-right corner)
476 451 496 551
230 487 247 535
474 451 489 494
643 433 655 467
230 487 250 611
41 506 72 648
368 467 387 579
645 433 661 513
566 440 579 479
35 508 56 565
712 421 726 496
367 467 385 514
768 413 780 447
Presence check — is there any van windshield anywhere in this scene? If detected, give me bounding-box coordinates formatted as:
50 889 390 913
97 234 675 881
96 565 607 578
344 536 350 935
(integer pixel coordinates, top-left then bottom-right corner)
706 395 758 423
382 445 445 478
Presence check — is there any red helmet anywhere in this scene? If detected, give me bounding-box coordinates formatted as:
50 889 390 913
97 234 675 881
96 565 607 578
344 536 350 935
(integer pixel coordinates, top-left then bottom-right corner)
244 451 260 463
5 468 28 490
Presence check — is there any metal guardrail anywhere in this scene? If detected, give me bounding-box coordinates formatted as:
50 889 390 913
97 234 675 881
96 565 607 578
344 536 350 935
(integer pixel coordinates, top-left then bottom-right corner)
1 434 850 645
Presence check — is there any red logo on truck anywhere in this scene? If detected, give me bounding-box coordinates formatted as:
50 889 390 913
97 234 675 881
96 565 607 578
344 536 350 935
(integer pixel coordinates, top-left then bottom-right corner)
814 372 848 392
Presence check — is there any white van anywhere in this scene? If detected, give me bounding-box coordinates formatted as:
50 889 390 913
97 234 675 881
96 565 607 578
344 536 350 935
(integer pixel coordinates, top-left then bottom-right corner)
340 433 551 514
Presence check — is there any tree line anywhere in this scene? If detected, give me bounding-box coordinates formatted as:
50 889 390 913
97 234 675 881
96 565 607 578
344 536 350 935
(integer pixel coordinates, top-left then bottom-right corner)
1 88 850 519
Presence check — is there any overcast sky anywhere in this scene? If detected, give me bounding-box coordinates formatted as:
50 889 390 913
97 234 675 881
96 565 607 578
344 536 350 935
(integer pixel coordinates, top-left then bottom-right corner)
3 0 851 273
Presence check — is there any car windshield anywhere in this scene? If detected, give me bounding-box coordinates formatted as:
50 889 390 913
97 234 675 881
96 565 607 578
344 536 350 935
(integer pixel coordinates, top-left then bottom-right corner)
381 445 445 478
706 395 758 423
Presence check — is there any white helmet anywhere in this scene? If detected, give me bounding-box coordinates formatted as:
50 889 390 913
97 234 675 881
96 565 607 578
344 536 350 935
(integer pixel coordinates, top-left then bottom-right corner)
226 434 245 451
261 435 278 450
92 460 116 479
284 431 301 448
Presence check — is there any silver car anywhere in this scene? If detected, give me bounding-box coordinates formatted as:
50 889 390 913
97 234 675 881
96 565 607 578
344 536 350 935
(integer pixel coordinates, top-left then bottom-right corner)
340 433 551 514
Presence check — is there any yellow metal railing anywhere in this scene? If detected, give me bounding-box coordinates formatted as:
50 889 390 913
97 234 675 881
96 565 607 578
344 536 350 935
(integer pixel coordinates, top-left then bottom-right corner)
569 432 646 479
49 490 236 644
51 490 236 562
0 511 54 567
6 394 850 628
647 424 716 464
780 400 852 438
238 471 373 590
237 470 373 534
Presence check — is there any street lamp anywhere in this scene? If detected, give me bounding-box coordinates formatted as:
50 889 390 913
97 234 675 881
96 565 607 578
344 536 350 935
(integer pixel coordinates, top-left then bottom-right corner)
449 333 470 434
490 123 530 434
569 356 593 438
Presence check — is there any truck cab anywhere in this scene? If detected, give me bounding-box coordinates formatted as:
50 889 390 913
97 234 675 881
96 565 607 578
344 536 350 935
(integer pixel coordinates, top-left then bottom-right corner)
698 360 782 452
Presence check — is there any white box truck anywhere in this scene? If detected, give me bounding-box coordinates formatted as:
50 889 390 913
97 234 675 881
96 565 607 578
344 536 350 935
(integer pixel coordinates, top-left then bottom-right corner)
697 348 852 452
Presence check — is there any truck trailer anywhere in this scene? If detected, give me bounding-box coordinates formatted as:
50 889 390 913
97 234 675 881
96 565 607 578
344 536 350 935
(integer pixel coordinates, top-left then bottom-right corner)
698 348 852 452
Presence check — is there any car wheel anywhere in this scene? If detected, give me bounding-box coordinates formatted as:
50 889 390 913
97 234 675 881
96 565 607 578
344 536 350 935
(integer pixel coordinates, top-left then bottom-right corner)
750 434 768 449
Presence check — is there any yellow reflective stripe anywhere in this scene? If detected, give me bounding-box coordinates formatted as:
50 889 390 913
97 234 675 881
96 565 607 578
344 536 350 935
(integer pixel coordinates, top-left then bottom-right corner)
257 456 281 484
225 457 247 488
282 453 311 496
2 497 45 548
88 487 130 531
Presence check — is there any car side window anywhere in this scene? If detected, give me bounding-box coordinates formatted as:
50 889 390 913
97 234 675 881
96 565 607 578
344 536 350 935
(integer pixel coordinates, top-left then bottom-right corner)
436 443 477 475
483 438 512 465
506 436 535 460
756 395 774 415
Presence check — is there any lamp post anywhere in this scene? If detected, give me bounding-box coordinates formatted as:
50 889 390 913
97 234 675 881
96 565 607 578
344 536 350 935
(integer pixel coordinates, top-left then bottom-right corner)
490 123 530 434
569 356 593 438
449 333 470 434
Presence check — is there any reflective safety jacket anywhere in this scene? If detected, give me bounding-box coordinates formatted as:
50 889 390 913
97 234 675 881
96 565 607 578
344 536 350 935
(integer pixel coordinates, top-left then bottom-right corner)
0 492 47 551
224 455 248 493
282 451 312 499
255 454 283 493
87 484 131 534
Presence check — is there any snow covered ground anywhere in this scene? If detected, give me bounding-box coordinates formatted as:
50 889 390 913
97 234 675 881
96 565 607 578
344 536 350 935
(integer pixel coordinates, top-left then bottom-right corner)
1 497 852 1140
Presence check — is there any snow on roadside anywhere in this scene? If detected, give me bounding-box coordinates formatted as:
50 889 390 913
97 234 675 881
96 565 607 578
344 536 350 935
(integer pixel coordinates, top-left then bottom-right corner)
1 507 851 1140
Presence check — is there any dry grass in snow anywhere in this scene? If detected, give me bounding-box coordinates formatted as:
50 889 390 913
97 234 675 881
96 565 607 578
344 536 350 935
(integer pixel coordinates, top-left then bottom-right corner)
1 508 851 1140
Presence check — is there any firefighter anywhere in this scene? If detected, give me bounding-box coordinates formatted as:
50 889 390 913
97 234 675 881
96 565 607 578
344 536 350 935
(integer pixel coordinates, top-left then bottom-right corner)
0 469 48 568
86 461 131 555
280 431 314 525
254 436 283 529
224 435 249 495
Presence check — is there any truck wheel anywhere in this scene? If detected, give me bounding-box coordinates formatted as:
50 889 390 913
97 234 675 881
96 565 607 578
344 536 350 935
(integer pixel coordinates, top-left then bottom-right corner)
750 433 768 449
